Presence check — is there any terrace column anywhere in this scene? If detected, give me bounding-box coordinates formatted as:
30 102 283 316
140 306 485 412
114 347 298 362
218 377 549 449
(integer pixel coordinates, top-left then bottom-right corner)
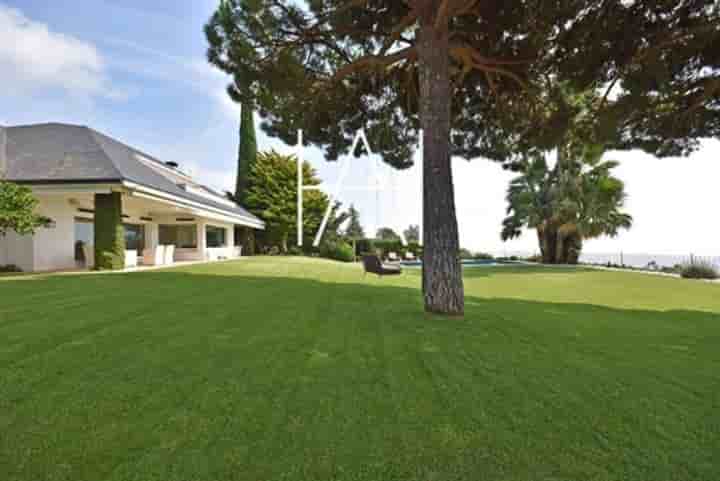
226 225 235 257
197 221 207 260
145 223 158 250
94 192 125 270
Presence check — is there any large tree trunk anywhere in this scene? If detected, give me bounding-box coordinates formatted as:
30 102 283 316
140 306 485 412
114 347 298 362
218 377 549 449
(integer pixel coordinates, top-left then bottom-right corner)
539 225 559 264
417 7 464 315
566 233 582 264
556 230 566 264
281 231 289 253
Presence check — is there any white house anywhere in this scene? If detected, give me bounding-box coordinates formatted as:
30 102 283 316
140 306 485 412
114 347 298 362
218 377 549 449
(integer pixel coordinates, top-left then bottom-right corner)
0 123 264 272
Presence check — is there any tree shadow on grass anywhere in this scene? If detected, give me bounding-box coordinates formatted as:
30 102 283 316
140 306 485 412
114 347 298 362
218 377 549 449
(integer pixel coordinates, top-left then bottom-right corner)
1 269 719 481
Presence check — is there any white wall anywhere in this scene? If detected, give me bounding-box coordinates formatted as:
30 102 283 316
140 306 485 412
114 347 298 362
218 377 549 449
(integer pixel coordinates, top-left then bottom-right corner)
32 194 78 272
0 231 34 272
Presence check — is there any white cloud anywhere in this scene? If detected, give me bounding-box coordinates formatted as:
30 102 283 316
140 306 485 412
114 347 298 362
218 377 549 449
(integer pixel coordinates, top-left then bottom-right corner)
0 5 120 98
100 36 239 118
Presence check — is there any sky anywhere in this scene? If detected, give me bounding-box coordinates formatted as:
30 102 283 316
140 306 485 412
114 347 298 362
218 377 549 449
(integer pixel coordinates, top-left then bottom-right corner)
1 1 718 256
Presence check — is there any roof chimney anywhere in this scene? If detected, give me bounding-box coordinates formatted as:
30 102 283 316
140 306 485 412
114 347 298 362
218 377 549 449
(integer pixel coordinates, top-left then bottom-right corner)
0 126 7 178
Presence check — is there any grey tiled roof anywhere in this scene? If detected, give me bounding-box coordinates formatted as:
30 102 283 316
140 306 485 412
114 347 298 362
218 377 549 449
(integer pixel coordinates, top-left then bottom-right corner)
3 123 262 226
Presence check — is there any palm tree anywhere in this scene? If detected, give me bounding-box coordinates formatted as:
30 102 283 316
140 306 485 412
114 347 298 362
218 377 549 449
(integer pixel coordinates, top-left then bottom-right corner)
502 145 632 264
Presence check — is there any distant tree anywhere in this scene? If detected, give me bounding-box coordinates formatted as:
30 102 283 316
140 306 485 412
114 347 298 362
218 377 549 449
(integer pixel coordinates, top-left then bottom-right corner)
0 181 50 236
501 146 632 264
376 227 401 241
458 248 473 260
205 0 719 314
345 204 364 240
319 201 351 245
403 225 420 244
245 150 329 252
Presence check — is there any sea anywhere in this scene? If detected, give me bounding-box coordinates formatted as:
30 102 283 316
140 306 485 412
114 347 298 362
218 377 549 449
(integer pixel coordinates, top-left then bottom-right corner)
495 251 720 269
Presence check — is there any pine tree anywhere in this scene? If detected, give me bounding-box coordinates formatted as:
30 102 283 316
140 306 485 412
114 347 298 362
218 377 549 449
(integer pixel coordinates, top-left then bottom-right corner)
205 1 719 314
344 204 364 240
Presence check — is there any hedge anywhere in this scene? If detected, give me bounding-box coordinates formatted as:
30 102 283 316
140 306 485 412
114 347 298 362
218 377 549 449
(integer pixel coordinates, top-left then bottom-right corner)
94 193 125 270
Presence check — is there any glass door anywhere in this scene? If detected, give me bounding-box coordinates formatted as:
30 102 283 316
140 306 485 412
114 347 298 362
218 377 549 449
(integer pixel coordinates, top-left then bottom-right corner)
123 224 145 254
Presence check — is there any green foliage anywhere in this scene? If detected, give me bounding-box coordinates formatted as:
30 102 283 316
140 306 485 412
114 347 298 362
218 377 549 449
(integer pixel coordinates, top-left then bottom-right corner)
376 227 401 241
0 264 22 273
93 193 125 270
344 204 364 240
0 181 50 236
373 239 403 257
473 252 494 260
320 201 350 245
236 104 257 202
403 225 419 244
355 238 376 256
204 2 718 165
245 150 330 252
458 248 474 260
319 241 354 263
502 139 632 264
680 262 719 280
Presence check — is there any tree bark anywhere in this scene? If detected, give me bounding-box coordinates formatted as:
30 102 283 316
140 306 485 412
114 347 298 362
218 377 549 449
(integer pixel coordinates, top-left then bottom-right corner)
418 6 464 315
281 231 289 253
539 224 559 264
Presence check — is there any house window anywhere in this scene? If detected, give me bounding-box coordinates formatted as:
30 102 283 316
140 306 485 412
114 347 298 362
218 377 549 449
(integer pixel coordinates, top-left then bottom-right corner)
74 217 93 262
206 225 227 248
123 224 145 253
159 224 197 248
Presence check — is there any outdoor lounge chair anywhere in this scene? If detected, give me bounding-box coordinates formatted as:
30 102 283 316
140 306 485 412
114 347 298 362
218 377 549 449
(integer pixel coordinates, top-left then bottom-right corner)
362 255 402 277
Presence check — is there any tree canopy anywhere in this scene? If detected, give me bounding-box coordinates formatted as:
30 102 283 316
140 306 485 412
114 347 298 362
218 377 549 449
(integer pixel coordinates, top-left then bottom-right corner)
344 204 364 239
206 1 718 162
376 227 401 241
0 181 51 237
245 150 330 252
403 224 420 244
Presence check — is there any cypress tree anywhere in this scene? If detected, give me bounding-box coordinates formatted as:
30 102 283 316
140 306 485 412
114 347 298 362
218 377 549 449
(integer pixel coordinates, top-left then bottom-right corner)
236 103 257 203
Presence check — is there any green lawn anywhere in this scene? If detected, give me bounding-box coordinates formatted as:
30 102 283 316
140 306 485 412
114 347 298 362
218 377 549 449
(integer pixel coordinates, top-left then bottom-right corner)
1 257 719 480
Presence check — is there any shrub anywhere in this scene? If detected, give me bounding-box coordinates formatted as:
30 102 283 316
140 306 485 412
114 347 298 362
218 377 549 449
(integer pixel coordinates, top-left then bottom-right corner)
355 238 376 256
680 262 719 280
459 248 473 259
374 239 404 257
473 252 494 260
0 264 22 273
93 193 125 270
286 246 303 256
319 241 355 262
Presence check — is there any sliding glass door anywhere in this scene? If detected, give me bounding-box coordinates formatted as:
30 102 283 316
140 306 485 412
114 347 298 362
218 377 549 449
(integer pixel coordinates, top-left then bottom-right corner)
123 224 145 254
